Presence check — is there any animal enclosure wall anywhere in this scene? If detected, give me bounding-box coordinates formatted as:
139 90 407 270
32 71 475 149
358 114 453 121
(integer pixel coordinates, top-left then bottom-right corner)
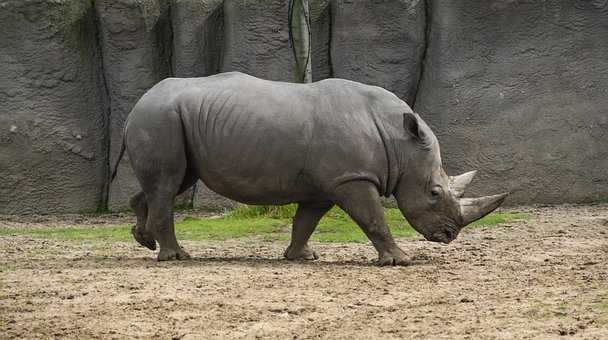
1 0 607 213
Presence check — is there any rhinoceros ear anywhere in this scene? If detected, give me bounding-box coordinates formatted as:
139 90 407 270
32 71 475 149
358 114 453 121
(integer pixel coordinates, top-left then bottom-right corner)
403 113 425 142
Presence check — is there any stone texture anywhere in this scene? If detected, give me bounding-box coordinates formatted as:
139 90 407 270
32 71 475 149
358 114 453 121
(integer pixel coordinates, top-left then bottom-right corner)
330 0 426 104
414 0 608 204
95 0 174 210
0 0 107 214
1 0 607 214
170 0 224 78
193 184 238 212
310 0 332 81
221 0 295 81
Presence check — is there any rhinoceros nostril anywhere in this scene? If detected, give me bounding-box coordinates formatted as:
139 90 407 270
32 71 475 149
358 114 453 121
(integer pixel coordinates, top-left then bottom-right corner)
426 230 455 243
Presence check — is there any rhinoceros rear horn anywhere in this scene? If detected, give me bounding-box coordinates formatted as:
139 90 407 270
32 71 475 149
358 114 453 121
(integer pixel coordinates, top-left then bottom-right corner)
449 170 477 198
459 193 509 226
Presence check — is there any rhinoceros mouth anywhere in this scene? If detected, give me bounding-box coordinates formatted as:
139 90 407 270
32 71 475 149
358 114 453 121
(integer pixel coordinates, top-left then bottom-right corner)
425 229 457 244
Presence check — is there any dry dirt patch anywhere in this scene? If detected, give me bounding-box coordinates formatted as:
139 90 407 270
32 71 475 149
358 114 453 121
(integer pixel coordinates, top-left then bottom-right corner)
1 205 607 339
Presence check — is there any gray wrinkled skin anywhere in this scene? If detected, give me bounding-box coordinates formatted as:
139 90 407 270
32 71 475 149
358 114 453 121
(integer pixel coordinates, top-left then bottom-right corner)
121 72 507 265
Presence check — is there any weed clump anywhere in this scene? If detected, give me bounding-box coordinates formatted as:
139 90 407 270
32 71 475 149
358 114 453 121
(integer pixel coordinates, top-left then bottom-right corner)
228 204 298 219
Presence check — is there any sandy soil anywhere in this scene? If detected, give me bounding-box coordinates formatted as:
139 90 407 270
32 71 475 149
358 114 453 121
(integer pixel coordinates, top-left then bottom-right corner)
1 205 607 339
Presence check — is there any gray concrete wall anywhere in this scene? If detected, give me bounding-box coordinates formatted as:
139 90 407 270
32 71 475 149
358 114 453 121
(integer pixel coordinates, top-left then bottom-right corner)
331 0 425 104
414 0 608 204
96 0 174 210
1 0 606 213
0 0 108 214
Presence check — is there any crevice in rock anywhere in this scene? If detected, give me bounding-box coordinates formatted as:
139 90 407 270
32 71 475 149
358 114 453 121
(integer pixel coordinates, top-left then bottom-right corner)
164 0 175 78
327 1 334 78
205 4 224 76
411 0 430 109
92 3 112 212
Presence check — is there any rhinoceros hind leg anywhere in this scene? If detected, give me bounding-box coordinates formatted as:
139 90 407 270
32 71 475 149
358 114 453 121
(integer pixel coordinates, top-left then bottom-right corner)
129 191 156 250
154 170 198 261
284 202 332 261
333 181 410 266
126 109 192 261
131 225 156 251
144 186 191 261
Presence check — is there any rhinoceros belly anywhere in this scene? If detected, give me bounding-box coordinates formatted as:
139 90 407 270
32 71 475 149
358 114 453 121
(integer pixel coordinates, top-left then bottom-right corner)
177 79 321 205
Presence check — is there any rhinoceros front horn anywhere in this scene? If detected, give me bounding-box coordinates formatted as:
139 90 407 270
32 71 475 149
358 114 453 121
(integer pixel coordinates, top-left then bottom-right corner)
459 193 509 226
449 170 477 198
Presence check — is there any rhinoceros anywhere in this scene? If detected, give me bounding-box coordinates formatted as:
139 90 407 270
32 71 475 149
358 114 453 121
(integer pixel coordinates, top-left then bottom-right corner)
113 72 507 265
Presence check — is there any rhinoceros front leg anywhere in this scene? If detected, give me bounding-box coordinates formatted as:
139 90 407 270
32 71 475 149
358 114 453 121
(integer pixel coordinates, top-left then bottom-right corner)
333 181 410 266
284 202 333 261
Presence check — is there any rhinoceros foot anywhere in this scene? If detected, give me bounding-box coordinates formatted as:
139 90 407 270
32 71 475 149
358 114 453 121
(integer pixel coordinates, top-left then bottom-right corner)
284 244 318 261
378 248 411 266
131 225 156 250
157 247 191 261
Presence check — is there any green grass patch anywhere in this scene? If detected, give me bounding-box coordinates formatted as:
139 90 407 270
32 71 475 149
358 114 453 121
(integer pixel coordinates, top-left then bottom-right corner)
467 212 527 227
228 204 298 219
0 206 527 244
0 225 134 243
311 206 418 242
526 300 608 322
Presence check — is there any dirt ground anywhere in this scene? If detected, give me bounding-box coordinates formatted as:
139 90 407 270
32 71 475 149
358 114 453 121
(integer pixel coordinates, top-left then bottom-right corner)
1 205 607 339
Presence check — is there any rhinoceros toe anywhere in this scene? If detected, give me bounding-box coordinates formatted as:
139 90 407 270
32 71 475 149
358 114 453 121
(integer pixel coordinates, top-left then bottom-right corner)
284 245 318 261
378 249 411 266
131 225 156 250
157 247 191 261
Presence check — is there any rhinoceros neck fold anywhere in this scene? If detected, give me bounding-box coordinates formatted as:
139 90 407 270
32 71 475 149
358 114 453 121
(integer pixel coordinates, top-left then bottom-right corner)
368 107 401 197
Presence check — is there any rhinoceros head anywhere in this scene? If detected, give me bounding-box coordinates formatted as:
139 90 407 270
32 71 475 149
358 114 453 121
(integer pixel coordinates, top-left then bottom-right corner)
393 113 508 244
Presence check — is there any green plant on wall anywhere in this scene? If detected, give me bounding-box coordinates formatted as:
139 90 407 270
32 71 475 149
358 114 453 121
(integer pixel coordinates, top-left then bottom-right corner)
289 0 312 83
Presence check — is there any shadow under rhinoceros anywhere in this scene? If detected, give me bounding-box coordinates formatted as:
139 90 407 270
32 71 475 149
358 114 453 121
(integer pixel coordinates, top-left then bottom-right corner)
47 253 442 271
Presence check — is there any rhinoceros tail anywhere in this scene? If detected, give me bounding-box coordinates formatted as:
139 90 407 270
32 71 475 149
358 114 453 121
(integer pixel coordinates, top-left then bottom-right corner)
110 136 126 183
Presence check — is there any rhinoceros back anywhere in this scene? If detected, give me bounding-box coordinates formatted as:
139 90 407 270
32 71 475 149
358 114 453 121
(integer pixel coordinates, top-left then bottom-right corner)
153 72 408 204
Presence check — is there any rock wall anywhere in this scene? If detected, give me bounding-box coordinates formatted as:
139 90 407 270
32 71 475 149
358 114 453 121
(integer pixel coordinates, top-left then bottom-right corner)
414 0 608 204
310 0 332 81
221 0 296 81
170 0 223 78
1 0 607 213
0 0 107 214
331 0 425 104
95 0 174 210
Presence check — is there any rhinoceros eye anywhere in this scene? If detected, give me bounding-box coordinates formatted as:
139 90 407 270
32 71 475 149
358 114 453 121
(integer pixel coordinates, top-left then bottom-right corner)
430 186 442 197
